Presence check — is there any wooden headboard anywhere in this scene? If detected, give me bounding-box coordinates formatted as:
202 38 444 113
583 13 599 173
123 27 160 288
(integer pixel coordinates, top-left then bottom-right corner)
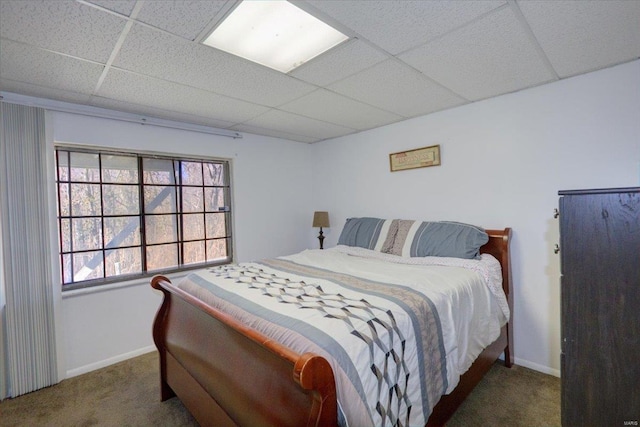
482 228 512 293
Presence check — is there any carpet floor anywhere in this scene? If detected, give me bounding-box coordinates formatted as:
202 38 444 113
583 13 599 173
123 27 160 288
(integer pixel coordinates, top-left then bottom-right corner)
0 352 560 426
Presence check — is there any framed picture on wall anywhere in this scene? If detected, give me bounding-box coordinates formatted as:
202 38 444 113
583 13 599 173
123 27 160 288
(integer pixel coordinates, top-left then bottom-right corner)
389 144 441 172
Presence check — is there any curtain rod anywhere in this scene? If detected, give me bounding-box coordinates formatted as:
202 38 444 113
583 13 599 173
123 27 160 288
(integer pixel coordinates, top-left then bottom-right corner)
0 92 243 139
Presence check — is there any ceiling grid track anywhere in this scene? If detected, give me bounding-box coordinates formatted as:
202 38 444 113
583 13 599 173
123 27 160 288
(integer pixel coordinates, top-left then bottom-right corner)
508 0 560 81
92 1 146 95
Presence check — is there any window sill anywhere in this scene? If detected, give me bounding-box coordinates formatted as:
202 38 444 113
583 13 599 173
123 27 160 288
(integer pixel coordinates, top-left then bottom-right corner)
61 270 191 299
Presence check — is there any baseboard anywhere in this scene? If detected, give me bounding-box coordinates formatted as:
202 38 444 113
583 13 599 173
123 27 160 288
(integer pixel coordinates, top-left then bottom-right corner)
65 345 156 379
515 357 561 378
64 350 561 382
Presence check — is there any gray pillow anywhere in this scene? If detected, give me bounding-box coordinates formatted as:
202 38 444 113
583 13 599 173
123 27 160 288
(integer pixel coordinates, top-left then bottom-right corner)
408 221 488 259
337 217 391 250
340 217 488 259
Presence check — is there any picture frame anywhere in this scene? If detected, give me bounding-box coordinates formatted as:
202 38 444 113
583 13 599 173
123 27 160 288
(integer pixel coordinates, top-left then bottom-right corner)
389 144 441 172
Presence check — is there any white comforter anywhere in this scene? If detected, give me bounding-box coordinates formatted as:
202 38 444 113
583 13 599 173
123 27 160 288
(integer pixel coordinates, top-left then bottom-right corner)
284 246 509 394
180 246 508 426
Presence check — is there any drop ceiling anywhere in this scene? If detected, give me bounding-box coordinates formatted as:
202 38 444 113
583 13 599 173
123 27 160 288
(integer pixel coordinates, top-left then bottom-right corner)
1 0 639 143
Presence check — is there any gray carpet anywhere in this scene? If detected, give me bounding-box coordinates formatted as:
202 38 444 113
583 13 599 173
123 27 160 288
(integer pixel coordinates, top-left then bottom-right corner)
0 352 560 426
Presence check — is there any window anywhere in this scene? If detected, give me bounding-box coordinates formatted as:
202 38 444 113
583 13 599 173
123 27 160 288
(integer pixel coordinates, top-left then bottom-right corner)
55 148 232 290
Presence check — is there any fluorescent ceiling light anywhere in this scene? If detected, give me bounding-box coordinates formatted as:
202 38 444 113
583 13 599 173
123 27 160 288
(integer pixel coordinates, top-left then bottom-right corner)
203 0 348 73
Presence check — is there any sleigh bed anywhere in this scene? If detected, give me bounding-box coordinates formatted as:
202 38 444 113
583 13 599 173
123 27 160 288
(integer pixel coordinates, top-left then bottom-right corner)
151 222 513 427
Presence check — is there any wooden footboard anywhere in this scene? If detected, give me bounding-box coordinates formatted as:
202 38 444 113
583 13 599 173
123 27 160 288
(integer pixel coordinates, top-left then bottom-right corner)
151 228 513 427
151 274 337 427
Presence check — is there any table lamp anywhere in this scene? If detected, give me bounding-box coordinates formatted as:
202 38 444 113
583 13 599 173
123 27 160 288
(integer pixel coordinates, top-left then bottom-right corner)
312 211 329 249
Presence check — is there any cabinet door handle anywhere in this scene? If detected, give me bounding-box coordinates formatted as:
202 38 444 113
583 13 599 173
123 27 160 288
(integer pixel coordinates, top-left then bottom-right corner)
554 244 560 254
553 208 559 219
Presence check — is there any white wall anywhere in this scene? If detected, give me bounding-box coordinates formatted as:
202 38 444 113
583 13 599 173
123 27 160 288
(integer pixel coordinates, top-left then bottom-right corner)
32 59 640 379
51 112 314 376
310 60 640 376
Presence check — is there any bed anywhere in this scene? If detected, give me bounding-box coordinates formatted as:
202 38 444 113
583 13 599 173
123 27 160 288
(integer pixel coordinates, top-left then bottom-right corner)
151 220 513 427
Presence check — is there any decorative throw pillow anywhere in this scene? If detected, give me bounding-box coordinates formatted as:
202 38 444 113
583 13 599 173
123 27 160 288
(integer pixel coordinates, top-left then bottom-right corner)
386 219 417 256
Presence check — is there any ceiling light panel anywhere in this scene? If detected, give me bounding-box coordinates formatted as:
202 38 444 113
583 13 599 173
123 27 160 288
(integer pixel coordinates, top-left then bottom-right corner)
202 0 348 73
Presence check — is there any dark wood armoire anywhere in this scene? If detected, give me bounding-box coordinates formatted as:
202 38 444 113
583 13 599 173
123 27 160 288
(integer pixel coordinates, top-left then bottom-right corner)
558 187 640 426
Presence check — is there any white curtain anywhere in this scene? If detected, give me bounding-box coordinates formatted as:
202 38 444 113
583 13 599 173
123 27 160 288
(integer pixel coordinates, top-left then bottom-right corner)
0 102 58 398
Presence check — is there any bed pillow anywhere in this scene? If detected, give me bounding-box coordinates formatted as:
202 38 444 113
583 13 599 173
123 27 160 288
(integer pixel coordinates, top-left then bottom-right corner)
337 217 397 251
386 220 488 259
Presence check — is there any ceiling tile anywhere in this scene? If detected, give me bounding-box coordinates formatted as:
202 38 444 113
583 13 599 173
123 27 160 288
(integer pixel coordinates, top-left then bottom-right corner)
0 0 126 63
230 123 319 144
519 1 640 78
113 24 317 106
329 59 466 118
280 89 402 130
1 0 637 144
290 39 388 86
0 79 92 105
305 0 506 55
241 110 356 141
86 0 138 16
399 6 557 101
0 39 105 94
89 96 237 129
136 1 228 40
97 69 270 123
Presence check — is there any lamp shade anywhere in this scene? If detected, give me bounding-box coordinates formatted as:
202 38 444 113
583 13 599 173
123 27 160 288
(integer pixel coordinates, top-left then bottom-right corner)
312 211 330 228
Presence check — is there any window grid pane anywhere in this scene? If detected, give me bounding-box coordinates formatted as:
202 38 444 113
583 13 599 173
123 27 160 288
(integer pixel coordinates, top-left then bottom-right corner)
56 148 232 289
72 250 104 282
69 152 100 182
183 213 205 241
147 243 178 271
105 247 142 277
104 216 141 248
206 238 229 262
101 154 138 184
145 214 179 245
204 162 226 186
184 241 205 265
103 184 140 216
70 183 102 216
144 185 177 214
